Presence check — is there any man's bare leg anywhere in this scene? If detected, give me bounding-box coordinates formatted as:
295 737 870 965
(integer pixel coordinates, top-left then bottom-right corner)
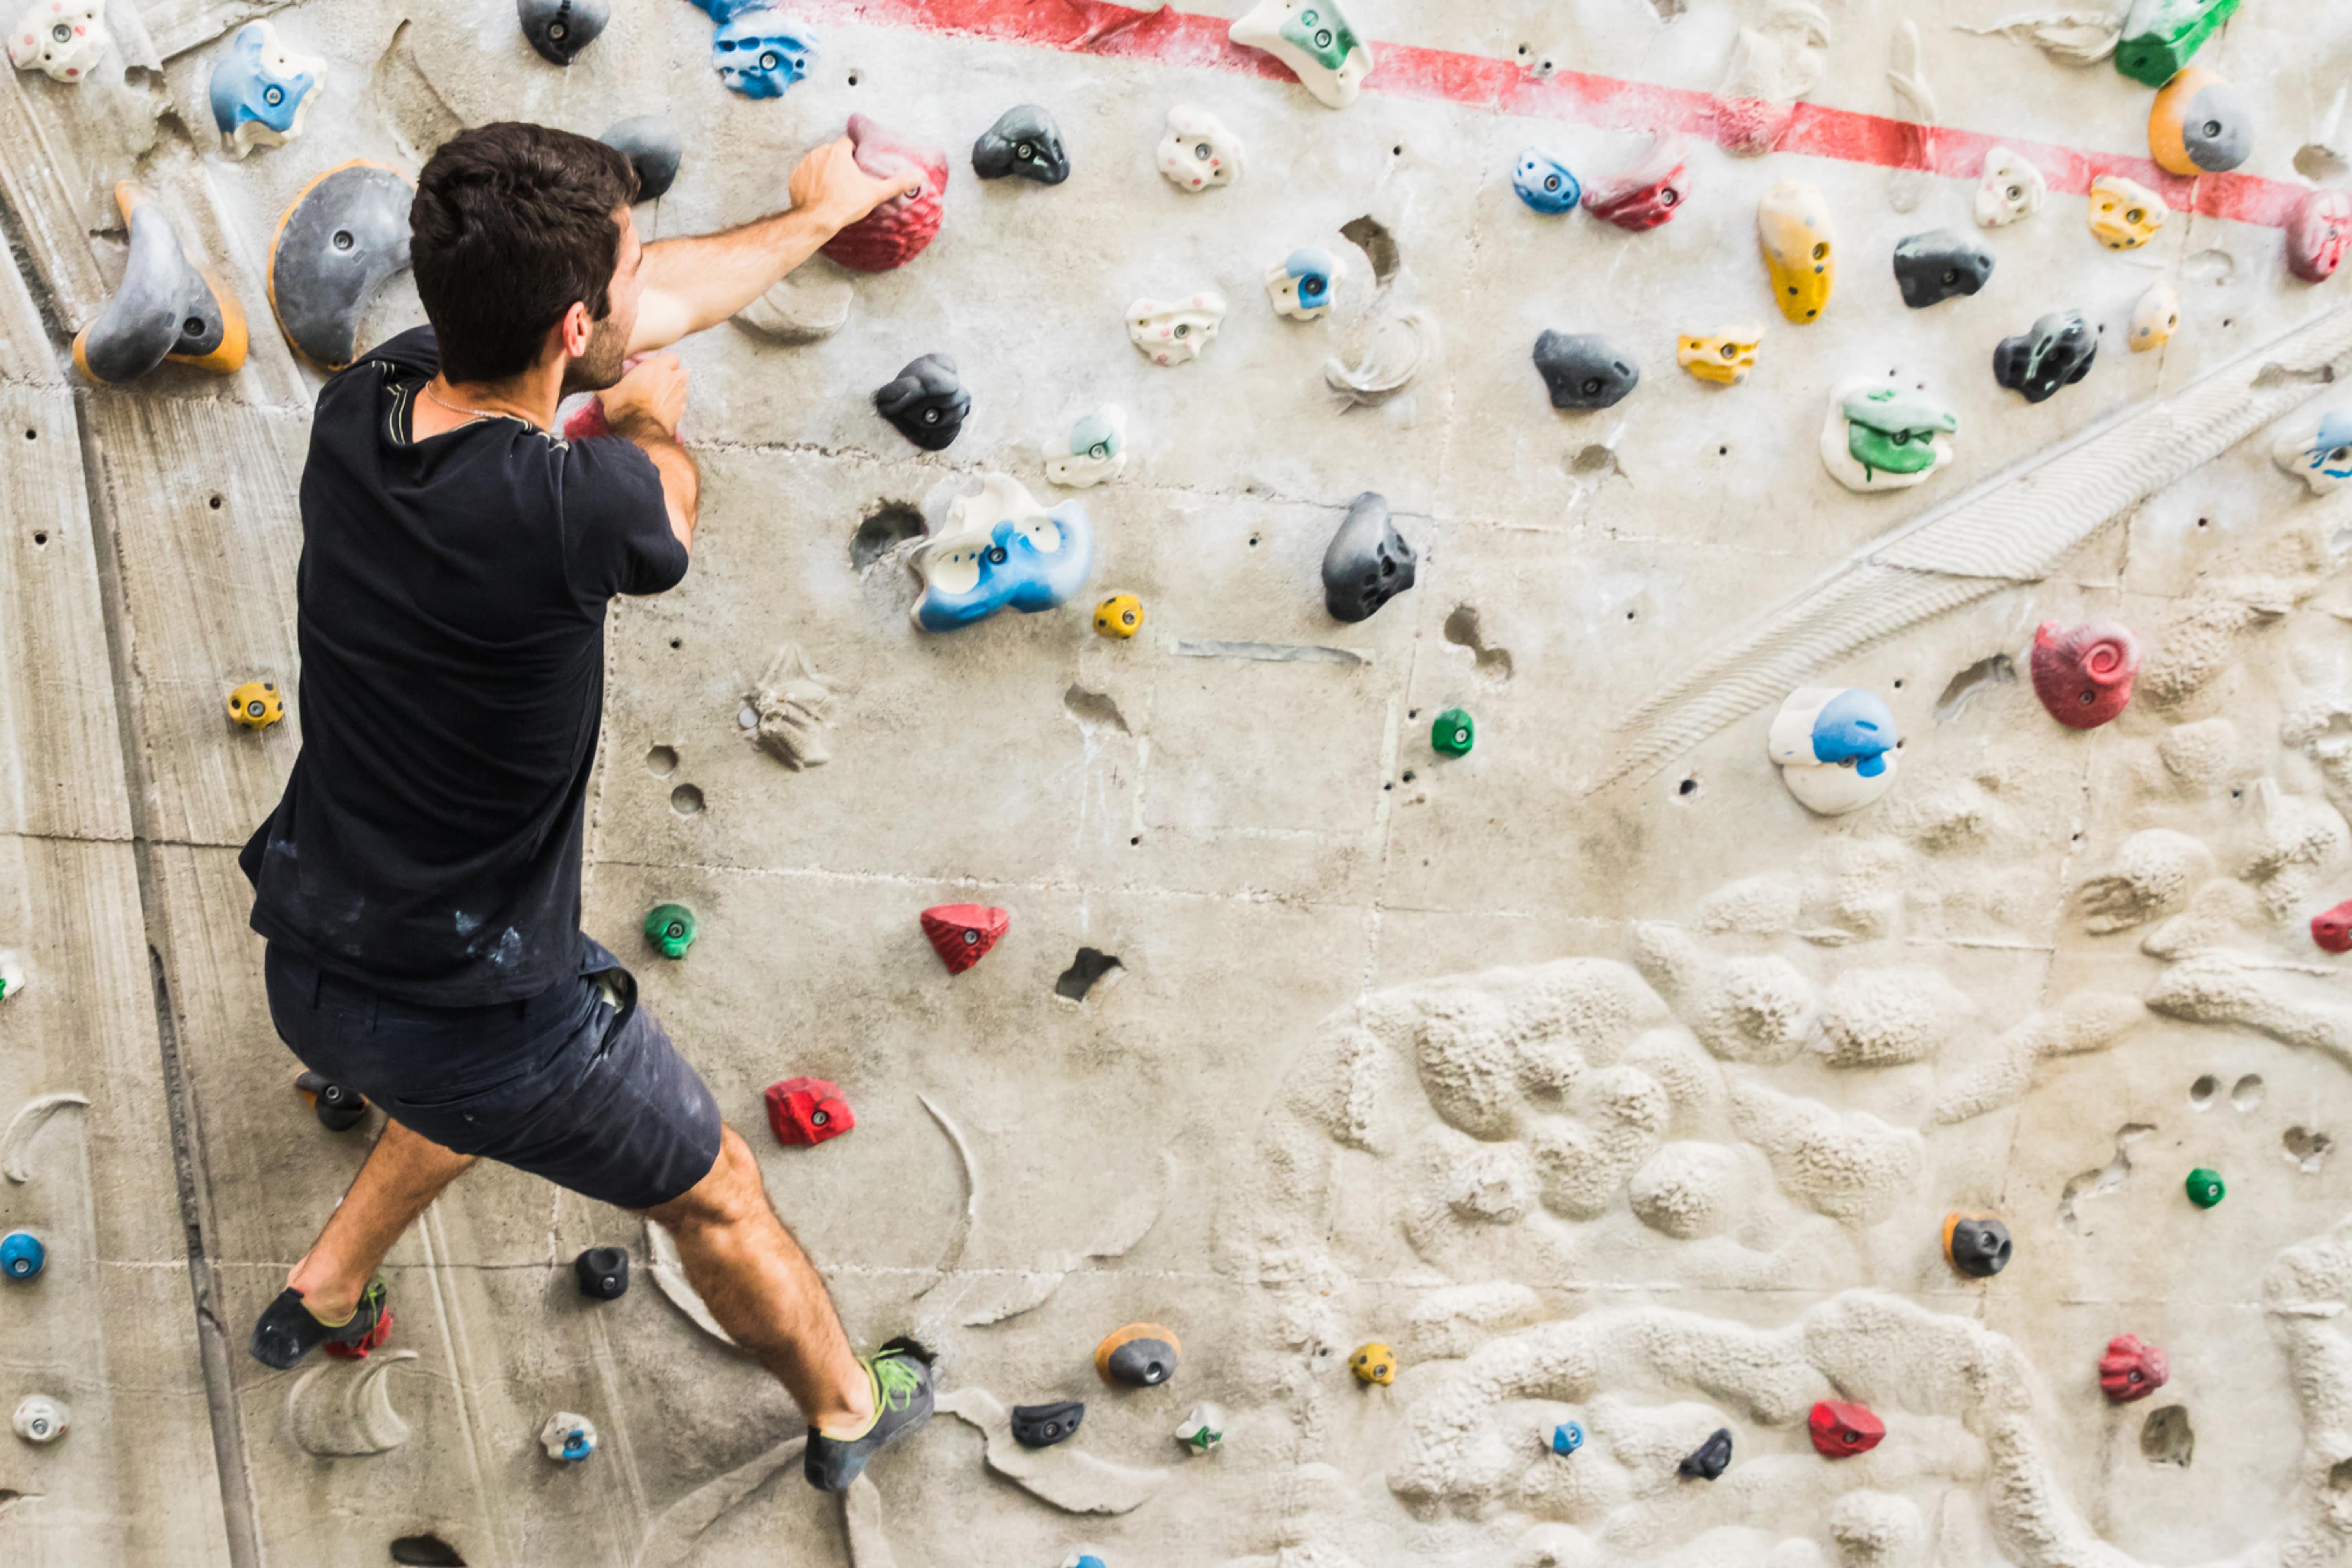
286 1117 477 1319
646 1126 873 1435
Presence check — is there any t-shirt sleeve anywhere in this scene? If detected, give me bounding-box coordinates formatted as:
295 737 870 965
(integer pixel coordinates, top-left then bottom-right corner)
559 436 690 600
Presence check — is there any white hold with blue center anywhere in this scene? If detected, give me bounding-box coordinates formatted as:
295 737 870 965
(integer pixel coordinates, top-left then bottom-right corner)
2273 406 2352 495
1265 246 1344 321
539 1411 597 1462
208 21 323 158
911 474 1095 632
1512 149 1581 214
1044 405 1129 489
1768 686 1899 815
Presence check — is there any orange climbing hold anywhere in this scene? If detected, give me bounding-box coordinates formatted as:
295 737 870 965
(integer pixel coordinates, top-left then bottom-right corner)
765 1076 855 1147
923 904 1009 975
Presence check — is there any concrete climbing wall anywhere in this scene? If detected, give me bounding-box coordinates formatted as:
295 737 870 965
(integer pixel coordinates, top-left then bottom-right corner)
11 0 2352 1563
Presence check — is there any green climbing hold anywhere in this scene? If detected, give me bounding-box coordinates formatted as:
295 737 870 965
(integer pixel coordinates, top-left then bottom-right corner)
2185 1166 2225 1208
2114 0 2240 88
643 902 697 960
1432 708 1475 757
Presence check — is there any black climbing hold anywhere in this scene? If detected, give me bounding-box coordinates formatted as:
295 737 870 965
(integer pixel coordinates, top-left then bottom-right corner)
73 185 246 385
601 115 683 202
1679 1427 1733 1480
518 0 607 65
1993 309 2098 404
1011 1399 1086 1447
972 104 1070 185
1531 330 1639 410
296 1070 368 1132
1944 1212 2014 1278
873 354 970 451
573 1246 629 1301
267 160 414 372
390 1537 469 1567
1892 229 1995 309
1321 492 1416 624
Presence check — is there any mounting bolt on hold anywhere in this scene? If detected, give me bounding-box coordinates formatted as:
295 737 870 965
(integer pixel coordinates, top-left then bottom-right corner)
229 680 284 730
2186 1167 2226 1208
1431 708 1474 757
764 1077 854 1147
573 1246 629 1301
643 902 697 960
922 904 1009 974
1348 1342 1396 1385
1093 594 1143 639
1095 1322 1181 1387
294 1070 367 1131
1 1229 44 1281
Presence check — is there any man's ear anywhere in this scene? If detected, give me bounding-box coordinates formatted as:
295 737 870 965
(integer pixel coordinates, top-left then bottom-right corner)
559 301 593 359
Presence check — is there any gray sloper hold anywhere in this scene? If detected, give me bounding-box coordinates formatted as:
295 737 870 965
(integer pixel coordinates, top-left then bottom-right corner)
268 161 415 372
1892 229 1994 309
1993 309 2099 403
574 1246 629 1300
1680 1428 1733 1479
972 104 1069 185
1322 492 1417 623
2178 76 2252 173
1009 1400 1085 1447
1532 330 1639 410
519 0 607 64
74 188 238 385
873 354 969 451
602 116 683 201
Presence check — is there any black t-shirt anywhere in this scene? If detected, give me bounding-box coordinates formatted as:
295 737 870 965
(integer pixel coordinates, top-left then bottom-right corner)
241 326 688 1006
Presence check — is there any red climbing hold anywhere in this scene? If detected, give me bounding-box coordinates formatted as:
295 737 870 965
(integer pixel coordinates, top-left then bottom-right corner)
2031 620 2141 730
765 1076 855 1147
819 114 947 273
2315 900 2352 953
1807 1400 1885 1458
923 904 1009 975
2098 1334 2169 1403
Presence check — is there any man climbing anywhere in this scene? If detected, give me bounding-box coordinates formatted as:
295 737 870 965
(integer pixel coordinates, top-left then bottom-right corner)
240 122 931 1492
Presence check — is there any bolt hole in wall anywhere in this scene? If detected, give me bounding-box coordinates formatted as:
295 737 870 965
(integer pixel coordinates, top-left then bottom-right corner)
851 502 925 570
389 1537 468 1566
2141 1406 2194 1468
208 495 222 510
1055 948 1122 1002
1677 777 1699 798
30 532 45 547
670 784 704 816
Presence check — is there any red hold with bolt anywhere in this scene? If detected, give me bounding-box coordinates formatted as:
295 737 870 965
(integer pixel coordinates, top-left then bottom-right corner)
765 1077 855 1147
820 114 948 273
1807 1399 1885 1458
2031 621 2140 730
2098 1334 2169 1402
2315 900 2352 953
923 904 1009 975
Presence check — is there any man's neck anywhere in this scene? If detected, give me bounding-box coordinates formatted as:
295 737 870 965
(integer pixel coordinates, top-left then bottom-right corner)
414 363 563 439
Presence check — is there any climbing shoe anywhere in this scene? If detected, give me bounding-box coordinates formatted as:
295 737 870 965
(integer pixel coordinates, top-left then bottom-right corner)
804 1336 936 1492
248 1278 391 1370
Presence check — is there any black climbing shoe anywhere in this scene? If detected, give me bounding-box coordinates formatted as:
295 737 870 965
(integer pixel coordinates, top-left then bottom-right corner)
249 1279 389 1370
805 1336 935 1492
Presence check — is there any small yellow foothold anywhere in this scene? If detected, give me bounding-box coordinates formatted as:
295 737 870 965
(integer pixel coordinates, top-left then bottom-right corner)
1348 1341 1396 1386
1756 181 1837 324
1093 594 1144 639
2087 174 2167 252
1677 325 1764 387
228 680 284 730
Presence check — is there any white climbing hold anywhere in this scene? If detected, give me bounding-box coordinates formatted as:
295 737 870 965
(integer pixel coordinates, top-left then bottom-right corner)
539 1410 597 1461
1127 293 1226 367
1044 405 1129 489
0 949 24 1002
1973 148 2046 228
734 269 853 343
12 1393 66 1443
1155 105 1243 192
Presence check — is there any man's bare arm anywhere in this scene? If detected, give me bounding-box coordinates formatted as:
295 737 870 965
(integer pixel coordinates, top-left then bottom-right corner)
601 354 699 555
626 138 920 355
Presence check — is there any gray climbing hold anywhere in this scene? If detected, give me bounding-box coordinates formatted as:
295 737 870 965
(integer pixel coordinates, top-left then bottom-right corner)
267 160 415 372
1679 1427 1732 1479
1321 492 1416 624
575 1246 629 1300
602 116 682 201
73 183 247 385
1010 1400 1085 1448
1892 229 1994 309
519 0 606 64
873 354 969 451
1532 330 1639 410
1993 309 2098 404
973 104 1069 185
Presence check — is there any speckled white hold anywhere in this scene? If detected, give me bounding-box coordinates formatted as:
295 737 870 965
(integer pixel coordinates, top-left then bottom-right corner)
1156 105 1243 192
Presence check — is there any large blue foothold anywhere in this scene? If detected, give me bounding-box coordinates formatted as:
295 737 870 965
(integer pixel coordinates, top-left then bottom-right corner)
1810 688 1897 777
2 1230 45 1281
1512 148 1581 214
910 475 1094 633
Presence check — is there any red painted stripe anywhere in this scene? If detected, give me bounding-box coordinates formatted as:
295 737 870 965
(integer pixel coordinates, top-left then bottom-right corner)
805 0 2312 230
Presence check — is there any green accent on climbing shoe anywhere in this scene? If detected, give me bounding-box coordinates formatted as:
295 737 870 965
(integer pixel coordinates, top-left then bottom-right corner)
871 1348 925 1412
643 902 697 959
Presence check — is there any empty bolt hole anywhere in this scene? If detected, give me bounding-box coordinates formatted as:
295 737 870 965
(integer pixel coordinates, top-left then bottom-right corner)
668 638 682 650
1055 947 1123 1002
1401 769 1416 783
670 783 705 816
1129 835 1141 846
1677 777 1698 797
846 70 858 84
22 428 34 439
646 745 678 778
208 495 223 510
1248 534 1260 547
31 531 46 546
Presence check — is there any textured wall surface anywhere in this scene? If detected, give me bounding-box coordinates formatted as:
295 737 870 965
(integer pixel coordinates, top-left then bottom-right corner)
9 0 2352 1564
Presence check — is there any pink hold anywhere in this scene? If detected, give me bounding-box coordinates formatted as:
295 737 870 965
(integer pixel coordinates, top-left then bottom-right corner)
561 397 610 443
819 114 948 274
2031 620 2140 730
2314 900 2352 954
2289 189 2352 285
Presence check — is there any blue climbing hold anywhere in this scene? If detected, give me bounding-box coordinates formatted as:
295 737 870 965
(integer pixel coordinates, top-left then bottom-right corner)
2 1229 45 1281
690 0 817 98
1512 148 1581 214
1809 688 1897 778
1550 1419 1584 1456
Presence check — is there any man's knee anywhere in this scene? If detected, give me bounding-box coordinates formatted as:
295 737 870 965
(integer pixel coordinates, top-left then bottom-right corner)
644 1125 762 1230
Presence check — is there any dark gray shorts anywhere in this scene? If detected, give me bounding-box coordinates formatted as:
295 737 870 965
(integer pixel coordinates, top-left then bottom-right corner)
264 940 723 1210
